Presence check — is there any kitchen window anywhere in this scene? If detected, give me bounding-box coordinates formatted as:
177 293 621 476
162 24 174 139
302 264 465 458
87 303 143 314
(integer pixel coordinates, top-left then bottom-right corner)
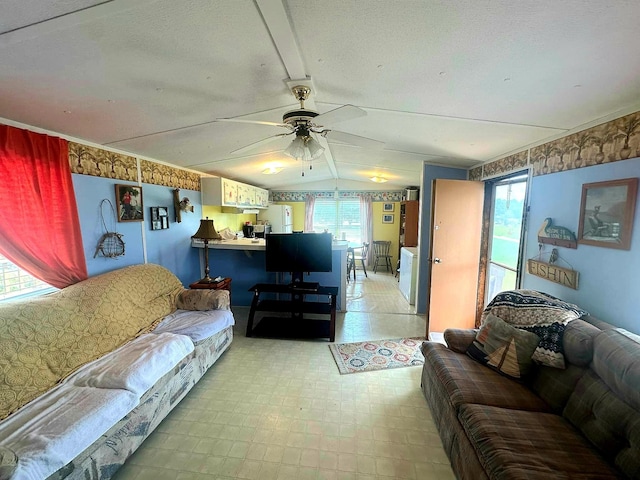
313 198 362 243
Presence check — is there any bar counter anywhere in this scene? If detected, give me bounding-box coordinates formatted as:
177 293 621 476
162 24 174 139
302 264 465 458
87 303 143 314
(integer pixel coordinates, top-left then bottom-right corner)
192 238 348 309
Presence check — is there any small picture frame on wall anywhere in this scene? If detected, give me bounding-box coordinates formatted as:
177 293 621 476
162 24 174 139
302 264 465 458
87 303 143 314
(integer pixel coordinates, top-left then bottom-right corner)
150 206 169 230
577 177 638 250
383 203 394 212
115 184 143 222
382 214 394 224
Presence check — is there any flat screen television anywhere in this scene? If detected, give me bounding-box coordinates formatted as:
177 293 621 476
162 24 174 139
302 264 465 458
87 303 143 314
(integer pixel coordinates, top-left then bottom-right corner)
265 233 332 281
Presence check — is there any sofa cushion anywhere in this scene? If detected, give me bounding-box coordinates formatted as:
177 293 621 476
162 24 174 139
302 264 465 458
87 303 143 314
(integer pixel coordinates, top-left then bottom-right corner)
466 314 540 379
155 308 235 343
0 385 138 480
563 319 600 367
458 404 622 479
528 364 587 414
443 328 478 354
592 329 640 410
563 330 640 479
68 332 194 396
421 342 551 412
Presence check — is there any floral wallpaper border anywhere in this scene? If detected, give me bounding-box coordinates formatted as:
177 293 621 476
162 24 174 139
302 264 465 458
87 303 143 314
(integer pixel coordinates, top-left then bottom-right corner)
68 142 201 190
473 110 640 180
269 190 404 202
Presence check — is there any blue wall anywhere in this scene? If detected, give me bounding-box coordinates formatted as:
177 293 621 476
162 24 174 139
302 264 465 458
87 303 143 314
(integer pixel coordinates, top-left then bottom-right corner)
72 174 202 287
416 164 468 314
523 157 640 334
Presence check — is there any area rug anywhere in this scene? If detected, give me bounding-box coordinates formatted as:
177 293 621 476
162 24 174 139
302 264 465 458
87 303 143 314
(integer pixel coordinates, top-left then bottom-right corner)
329 337 426 374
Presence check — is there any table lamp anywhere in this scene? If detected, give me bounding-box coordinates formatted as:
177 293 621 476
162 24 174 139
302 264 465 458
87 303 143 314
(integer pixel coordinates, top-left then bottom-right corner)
192 218 222 283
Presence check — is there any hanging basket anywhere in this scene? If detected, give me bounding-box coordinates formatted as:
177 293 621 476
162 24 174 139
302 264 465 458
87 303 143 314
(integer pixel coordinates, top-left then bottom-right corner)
94 199 125 258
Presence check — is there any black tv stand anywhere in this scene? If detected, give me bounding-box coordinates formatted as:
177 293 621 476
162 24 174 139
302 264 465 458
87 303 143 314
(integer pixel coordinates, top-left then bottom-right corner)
246 283 337 342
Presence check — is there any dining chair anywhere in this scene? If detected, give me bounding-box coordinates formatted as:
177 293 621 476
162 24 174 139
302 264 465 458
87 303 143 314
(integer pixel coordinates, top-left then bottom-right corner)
353 242 369 278
346 247 356 282
372 240 393 273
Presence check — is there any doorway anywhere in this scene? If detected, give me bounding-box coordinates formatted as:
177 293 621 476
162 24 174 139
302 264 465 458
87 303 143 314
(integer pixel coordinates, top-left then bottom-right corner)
486 173 529 303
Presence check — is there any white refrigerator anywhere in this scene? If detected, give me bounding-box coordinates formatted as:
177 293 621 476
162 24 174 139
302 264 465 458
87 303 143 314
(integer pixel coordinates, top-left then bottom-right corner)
399 247 419 305
258 205 293 233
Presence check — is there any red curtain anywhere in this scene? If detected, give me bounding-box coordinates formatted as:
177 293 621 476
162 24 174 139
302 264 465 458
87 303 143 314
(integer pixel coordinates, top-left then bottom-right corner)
0 125 88 289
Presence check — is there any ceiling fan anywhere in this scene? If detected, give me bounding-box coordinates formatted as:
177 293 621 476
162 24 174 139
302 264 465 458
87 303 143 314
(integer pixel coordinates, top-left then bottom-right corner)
217 86 384 164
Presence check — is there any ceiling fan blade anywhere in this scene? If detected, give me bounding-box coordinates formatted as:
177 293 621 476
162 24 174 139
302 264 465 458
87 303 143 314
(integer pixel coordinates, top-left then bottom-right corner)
217 118 290 128
326 130 384 149
314 105 367 126
230 133 292 155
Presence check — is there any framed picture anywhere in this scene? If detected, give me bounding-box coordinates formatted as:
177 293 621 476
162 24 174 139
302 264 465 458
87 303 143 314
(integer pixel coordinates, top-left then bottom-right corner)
382 214 394 224
577 178 638 250
383 203 394 212
150 206 169 230
115 184 144 222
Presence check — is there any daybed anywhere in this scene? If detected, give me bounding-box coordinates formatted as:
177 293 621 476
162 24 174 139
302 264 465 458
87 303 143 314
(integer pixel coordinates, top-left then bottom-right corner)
0 263 234 480
420 290 640 480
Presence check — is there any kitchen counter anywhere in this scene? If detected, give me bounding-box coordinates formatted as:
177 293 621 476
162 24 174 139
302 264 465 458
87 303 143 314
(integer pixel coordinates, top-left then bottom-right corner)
191 238 348 309
192 238 349 251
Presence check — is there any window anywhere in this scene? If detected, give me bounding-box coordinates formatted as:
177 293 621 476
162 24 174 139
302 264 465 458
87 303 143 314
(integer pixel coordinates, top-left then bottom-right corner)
486 174 528 302
313 198 361 243
0 254 54 301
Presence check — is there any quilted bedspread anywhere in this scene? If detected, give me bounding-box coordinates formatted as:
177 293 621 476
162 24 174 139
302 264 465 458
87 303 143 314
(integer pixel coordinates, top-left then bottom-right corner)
0 264 184 421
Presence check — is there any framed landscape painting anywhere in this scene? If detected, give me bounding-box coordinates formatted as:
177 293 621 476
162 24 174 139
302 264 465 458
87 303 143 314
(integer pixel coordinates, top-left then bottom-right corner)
577 178 638 250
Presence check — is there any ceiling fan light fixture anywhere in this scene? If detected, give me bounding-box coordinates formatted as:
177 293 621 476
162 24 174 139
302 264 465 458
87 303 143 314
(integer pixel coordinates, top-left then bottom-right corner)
284 136 308 160
283 134 324 162
306 136 324 159
370 175 388 183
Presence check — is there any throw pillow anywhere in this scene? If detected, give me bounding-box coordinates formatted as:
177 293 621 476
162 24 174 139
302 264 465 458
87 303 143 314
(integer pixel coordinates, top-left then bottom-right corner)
177 289 230 311
467 314 540 379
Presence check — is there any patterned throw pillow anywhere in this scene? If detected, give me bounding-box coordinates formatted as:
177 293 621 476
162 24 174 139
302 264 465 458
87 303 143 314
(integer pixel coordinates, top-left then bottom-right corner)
467 314 541 379
177 289 230 311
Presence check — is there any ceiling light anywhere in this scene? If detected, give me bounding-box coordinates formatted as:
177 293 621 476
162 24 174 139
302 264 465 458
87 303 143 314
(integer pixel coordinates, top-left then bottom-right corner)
284 131 325 176
284 135 324 161
262 166 283 175
370 176 388 183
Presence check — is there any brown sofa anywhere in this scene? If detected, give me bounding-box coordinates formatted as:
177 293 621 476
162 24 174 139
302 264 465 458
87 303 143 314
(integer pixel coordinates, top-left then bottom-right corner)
420 315 640 479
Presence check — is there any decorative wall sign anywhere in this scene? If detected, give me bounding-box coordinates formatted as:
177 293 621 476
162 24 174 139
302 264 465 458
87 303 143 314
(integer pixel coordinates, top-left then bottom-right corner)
577 177 638 250
537 218 577 248
527 259 579 290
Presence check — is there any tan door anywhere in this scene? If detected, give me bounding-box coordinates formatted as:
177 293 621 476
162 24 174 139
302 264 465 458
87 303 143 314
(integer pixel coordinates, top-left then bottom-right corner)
427 179 484 336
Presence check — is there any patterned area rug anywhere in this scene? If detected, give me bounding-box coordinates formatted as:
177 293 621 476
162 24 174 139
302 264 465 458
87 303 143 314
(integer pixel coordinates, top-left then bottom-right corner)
329 337 426 374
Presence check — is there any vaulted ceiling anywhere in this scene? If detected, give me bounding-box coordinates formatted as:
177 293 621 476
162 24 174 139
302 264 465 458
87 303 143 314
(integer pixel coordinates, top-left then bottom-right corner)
2 1 640 190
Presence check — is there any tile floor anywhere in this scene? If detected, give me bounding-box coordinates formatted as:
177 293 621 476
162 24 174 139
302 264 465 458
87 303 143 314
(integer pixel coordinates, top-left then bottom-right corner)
113 272 454 480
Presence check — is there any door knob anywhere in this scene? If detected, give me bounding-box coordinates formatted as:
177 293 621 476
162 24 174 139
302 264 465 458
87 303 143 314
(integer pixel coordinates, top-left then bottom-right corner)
433 258 442 264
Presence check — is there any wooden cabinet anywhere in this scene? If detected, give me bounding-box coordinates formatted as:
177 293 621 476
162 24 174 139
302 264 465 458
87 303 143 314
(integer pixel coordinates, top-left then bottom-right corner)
202 177 268 208
399 200 419 248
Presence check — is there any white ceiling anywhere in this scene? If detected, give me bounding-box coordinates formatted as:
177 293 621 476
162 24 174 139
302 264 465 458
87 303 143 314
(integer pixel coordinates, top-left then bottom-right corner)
2 0 640 190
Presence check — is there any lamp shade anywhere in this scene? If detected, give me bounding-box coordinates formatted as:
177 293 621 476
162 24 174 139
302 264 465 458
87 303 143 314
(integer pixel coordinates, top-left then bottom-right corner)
192 218 221 240
306 136 325 159
284 134 325 161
